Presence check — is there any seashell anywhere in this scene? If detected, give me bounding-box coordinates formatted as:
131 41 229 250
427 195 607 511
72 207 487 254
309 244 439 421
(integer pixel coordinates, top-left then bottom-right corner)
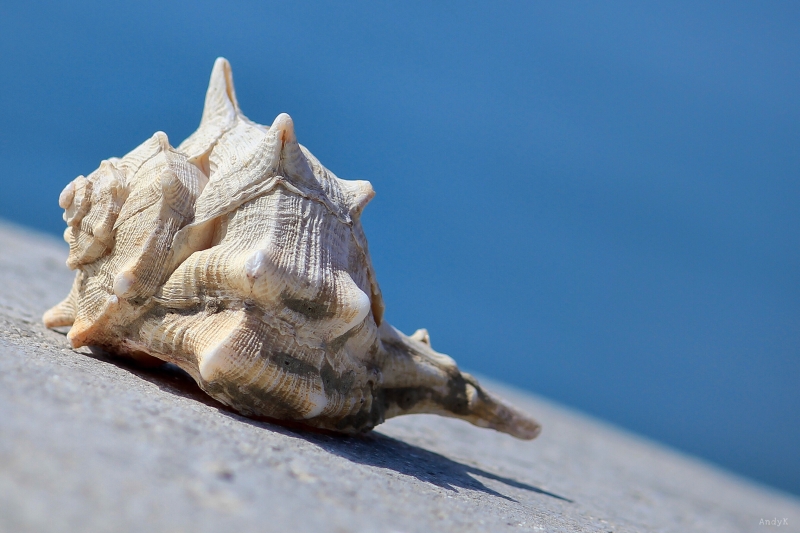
44 58 541 439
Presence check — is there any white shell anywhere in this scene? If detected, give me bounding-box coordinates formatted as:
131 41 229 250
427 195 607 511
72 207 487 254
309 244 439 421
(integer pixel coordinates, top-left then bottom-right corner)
44 58 540 439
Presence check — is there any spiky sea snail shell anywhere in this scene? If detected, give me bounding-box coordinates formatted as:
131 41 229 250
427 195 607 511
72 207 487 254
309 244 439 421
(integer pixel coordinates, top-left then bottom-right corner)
43 57 541 440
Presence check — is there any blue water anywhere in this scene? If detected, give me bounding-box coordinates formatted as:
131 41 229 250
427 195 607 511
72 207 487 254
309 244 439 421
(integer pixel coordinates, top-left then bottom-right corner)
1 1 797 496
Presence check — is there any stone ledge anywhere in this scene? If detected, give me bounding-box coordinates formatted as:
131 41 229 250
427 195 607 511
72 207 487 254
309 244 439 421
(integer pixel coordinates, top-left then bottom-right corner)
1 221 798 533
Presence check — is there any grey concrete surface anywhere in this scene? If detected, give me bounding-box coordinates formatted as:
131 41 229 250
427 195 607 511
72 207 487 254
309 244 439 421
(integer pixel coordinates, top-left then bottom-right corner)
0 221 798 533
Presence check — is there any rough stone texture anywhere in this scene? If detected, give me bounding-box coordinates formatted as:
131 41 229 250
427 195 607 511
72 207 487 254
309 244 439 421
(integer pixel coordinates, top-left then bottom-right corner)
1 221 798 533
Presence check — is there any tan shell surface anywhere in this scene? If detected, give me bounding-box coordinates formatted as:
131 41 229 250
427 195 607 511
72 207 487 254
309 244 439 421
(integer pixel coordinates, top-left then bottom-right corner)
44 57 540 439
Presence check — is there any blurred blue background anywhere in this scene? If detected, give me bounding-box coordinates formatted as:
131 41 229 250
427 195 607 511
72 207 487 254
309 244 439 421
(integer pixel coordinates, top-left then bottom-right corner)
1 1 797 496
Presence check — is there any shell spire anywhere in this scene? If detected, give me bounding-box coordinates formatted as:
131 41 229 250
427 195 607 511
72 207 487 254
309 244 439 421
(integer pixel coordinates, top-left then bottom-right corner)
200 57 240 126
43 57 541 441
178 57 242 161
